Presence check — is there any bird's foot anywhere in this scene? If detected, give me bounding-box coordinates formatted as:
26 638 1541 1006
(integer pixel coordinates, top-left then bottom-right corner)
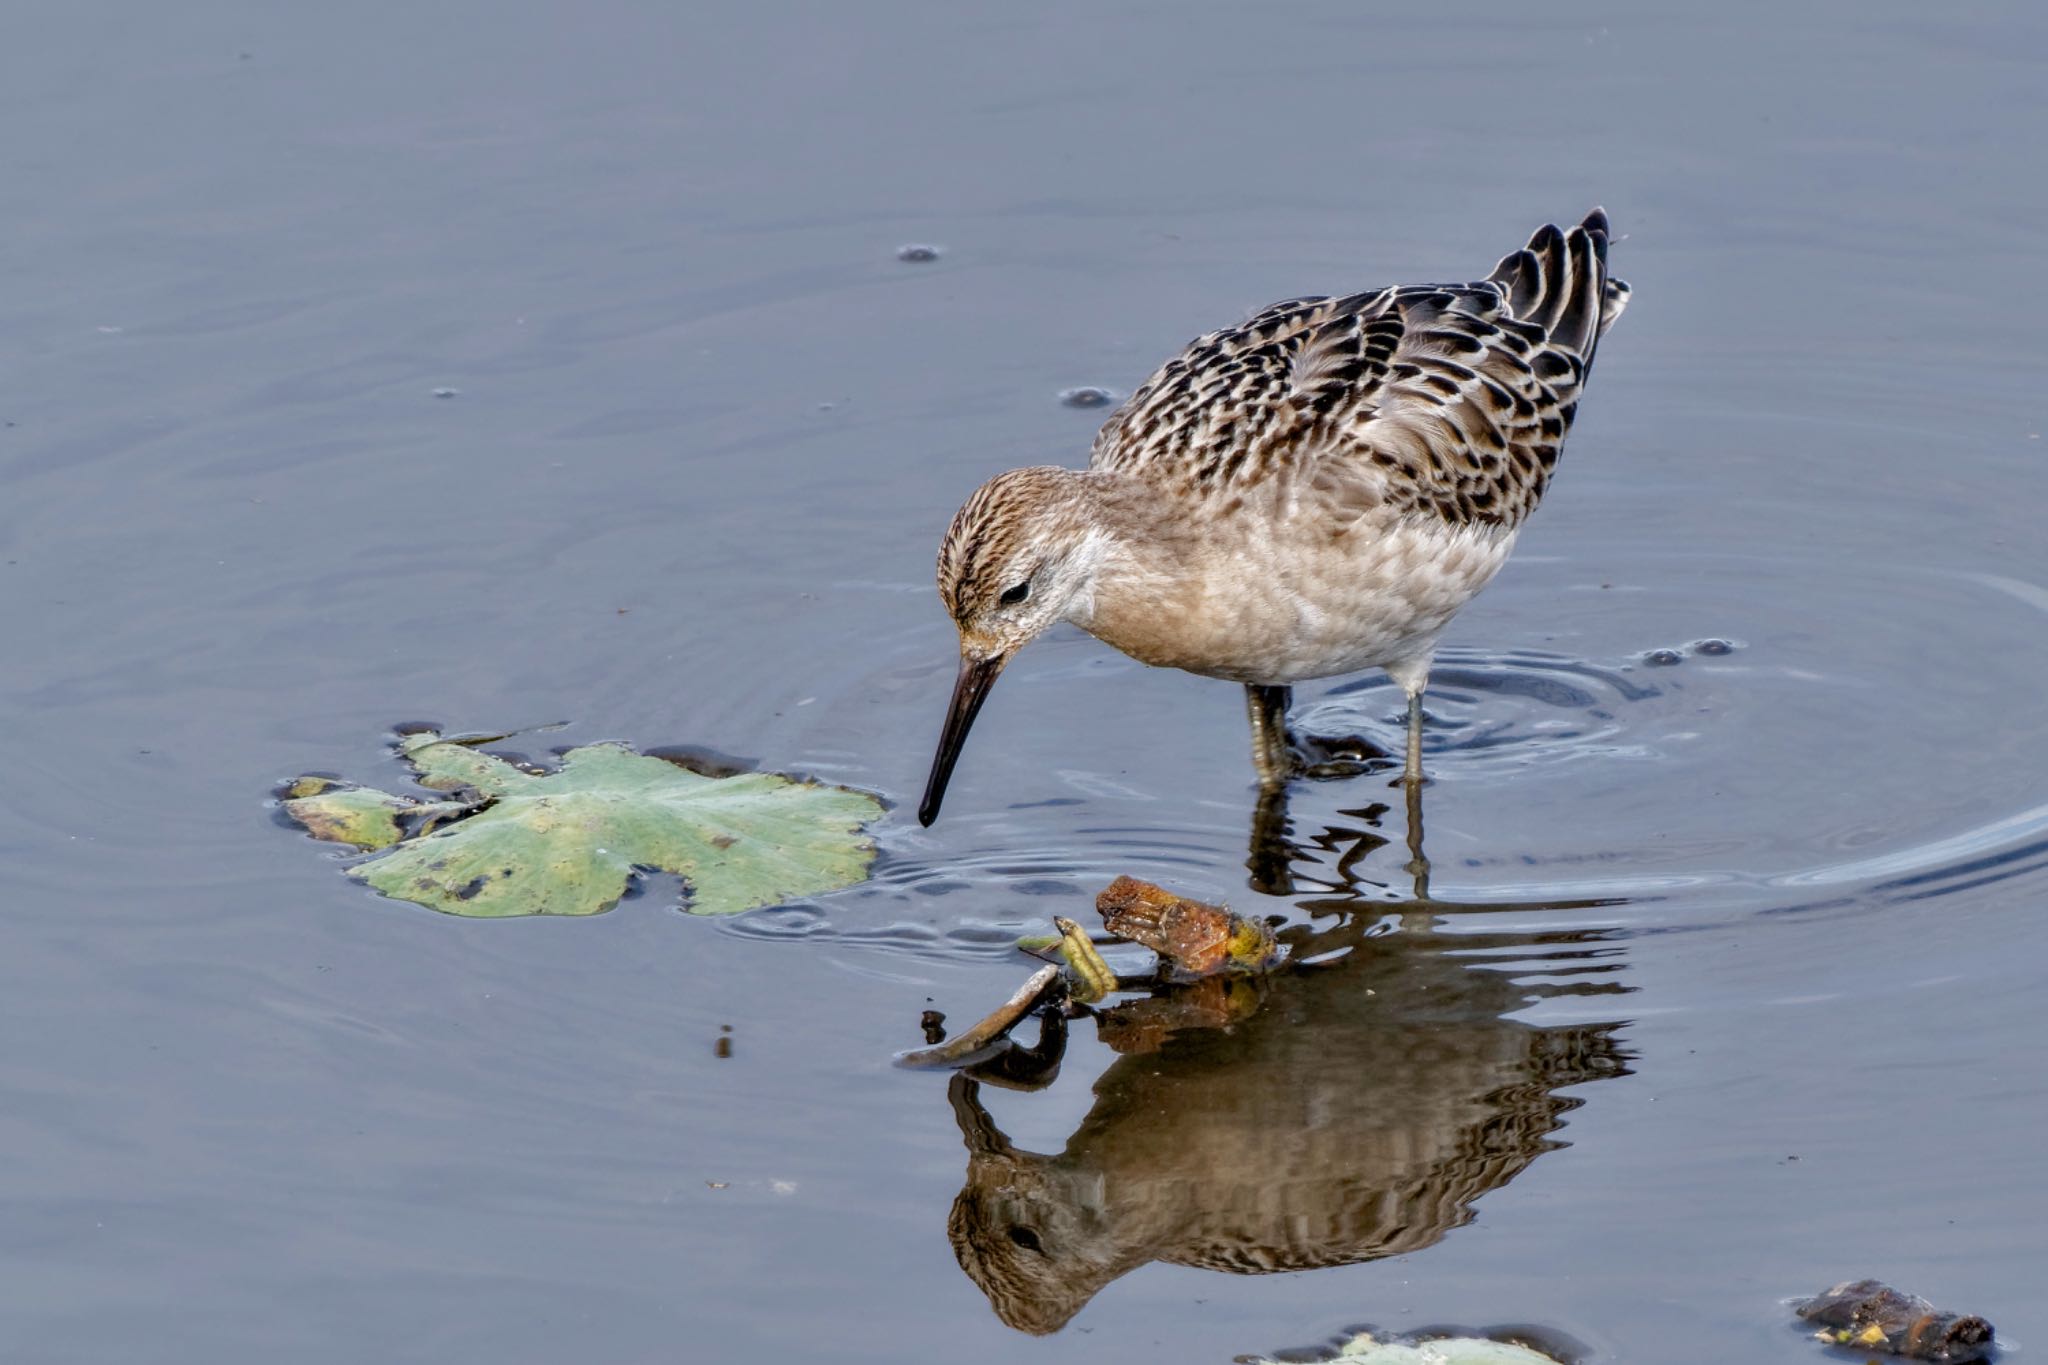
1286 730 1399 780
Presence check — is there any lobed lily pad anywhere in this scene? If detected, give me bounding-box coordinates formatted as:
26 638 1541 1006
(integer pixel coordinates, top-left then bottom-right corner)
281 730 884 917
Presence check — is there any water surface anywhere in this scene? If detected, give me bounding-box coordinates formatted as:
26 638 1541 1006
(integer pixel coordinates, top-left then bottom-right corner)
3 2 2045 1360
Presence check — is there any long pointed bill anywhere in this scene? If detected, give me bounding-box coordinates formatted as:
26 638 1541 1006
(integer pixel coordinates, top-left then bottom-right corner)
918 652 1008 826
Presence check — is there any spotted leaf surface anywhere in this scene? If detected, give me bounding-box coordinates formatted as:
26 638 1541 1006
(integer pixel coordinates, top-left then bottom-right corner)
283 731 884 917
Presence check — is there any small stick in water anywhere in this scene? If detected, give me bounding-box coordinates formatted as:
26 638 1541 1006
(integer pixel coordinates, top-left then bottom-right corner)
894 965 1063 1069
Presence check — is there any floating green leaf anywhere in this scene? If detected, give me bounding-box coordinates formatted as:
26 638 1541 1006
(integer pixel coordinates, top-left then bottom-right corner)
281 731 885 917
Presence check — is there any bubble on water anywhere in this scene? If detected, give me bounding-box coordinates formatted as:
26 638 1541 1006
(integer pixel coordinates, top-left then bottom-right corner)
1643 648 1684 667
1059 386 1117 409
895 244 942 263
1693 638 1736 656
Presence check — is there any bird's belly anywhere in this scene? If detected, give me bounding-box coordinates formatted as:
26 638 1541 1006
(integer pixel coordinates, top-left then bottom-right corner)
1089 520 1516 686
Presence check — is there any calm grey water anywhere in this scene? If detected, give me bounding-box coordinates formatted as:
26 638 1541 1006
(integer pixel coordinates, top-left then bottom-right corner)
4 2 2045 1361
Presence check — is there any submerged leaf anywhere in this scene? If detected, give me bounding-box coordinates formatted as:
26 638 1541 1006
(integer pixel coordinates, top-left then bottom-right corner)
1245 1331 1564 1365
282 731 884 917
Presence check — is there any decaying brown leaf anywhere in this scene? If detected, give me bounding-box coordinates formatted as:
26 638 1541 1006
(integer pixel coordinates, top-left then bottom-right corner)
1095 875 1278 974
1796 1279 1994 1363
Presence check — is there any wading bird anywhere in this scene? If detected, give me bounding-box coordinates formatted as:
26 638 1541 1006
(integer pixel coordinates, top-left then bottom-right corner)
919 211 1629 825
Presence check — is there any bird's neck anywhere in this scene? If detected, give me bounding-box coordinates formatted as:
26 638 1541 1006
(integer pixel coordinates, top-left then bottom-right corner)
1059 472 1212 670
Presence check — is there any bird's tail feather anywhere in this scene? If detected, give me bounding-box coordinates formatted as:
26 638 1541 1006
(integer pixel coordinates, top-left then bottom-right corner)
1488 208 1630 366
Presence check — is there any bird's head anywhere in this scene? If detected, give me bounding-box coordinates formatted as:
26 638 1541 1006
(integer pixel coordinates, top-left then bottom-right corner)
919 466 1108 825
946 1072 1129 1334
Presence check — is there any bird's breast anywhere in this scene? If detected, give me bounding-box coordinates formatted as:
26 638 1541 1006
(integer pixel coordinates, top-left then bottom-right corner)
1078 516 1514 685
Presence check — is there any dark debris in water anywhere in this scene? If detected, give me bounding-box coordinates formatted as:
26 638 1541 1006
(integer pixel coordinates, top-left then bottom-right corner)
1796 1279 1994 1362
1644 639 1740 667
896 877 1278 1067
1059 385 1118 408
895 243 942 263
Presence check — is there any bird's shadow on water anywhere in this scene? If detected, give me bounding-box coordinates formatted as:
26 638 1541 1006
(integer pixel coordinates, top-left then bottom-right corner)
940 782 1638 1336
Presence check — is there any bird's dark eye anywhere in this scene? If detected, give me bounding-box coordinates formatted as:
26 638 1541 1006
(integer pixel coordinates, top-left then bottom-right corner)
1006 1225 1044 1253
999 582 1030 606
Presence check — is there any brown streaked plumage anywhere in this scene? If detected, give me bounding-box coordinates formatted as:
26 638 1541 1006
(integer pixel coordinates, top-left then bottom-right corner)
920 211 1630 824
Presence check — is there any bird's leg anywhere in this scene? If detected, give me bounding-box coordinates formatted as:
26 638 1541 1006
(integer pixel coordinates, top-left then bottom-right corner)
1246 682 1396 782
1399 686 1431 899
1383 655 1433 789
1403 689 1426 788
1245 783 1296 895
1402 745 1432 901
1244 684 1294 787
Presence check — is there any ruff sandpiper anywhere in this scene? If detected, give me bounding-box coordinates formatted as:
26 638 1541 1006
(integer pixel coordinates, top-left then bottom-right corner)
919 210 1630 825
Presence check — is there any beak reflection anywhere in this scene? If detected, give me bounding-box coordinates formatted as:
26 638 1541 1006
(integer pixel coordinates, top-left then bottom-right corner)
918 652 1008 826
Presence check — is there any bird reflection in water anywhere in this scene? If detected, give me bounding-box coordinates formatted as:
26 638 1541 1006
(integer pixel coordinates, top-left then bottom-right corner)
944 789 1633 1335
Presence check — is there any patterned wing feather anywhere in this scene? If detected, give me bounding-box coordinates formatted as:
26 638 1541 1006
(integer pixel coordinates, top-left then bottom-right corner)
1091 209 1629 531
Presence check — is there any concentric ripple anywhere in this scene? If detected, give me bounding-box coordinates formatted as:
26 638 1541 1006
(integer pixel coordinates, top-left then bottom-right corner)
714 558 2048 960
1306 645 1680 774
